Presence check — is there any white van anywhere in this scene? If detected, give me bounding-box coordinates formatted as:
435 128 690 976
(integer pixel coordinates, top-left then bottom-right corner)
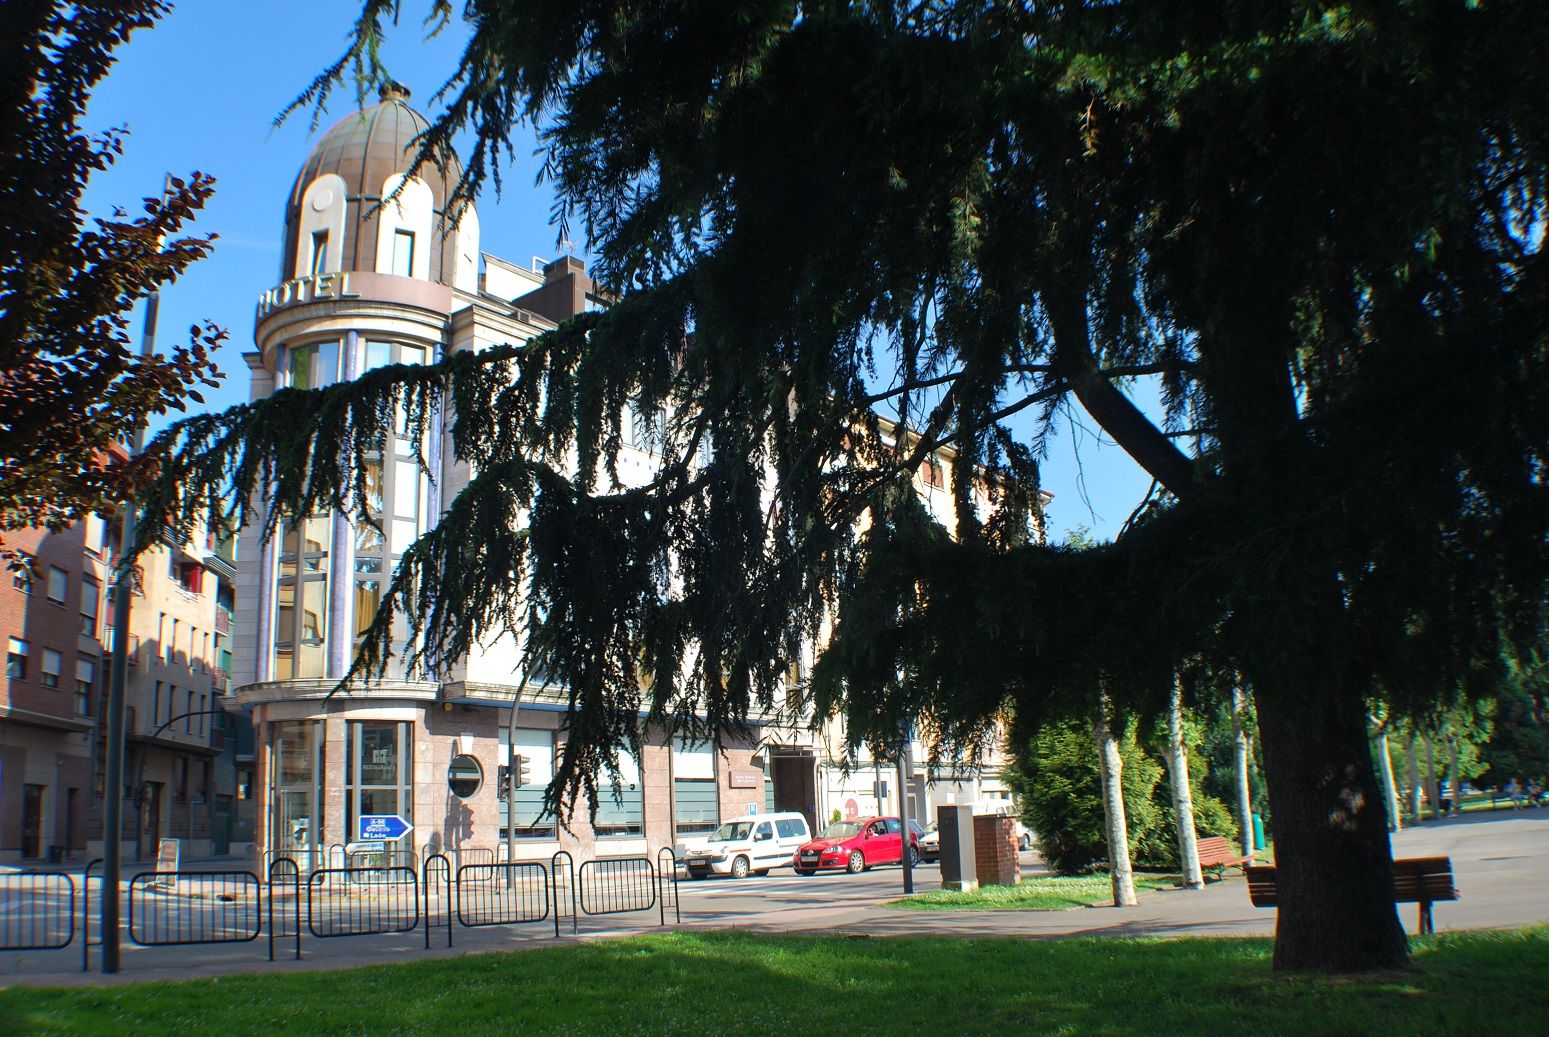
678 812 811 879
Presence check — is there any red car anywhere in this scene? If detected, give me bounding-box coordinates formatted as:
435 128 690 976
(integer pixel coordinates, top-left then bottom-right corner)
793 816 920 874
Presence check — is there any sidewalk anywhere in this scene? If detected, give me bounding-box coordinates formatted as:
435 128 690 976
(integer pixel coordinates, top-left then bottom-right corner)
5 808 1546 988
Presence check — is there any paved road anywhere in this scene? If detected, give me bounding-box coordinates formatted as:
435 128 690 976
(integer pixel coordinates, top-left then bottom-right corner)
3 808 1545 987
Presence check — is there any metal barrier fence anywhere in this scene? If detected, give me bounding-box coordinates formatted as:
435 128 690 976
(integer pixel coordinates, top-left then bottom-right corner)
456 861 550 929
346 849 418 880
2 848 677 973
268 858 301 961
0 870 75 952
306 866 419 939
128 871 262 947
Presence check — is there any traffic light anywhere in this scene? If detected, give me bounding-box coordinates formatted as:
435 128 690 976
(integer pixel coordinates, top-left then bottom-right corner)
512 754 530 790
496 765 510 800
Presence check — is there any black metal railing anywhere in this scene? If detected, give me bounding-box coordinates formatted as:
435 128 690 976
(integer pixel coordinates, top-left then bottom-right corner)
267 857 301 962
128 871 261 946
456 862 550 929
306 866 419 938
0 869 75 952
422 853 454 949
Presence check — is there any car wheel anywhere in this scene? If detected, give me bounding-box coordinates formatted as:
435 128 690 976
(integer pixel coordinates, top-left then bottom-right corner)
907 845 920 867
847 850 865 874
731 855 751 879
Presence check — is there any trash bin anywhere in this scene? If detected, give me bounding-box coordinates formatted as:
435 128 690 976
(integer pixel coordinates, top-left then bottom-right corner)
47 845 64 864
1251 814 1266 852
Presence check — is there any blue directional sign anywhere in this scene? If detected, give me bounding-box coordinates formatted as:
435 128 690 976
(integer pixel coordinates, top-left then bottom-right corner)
357 814 413 841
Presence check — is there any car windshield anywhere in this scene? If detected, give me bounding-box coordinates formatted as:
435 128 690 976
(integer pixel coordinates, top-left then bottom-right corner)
926 821 939 834
820 822 863 840
709 822 753 841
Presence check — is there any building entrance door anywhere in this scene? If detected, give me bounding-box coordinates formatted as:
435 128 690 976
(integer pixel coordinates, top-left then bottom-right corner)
212 794 233 854
21 784 44 858
772 753 818 834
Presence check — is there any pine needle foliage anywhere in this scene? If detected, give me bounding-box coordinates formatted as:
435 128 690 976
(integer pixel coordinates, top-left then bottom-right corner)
135 0 1549 969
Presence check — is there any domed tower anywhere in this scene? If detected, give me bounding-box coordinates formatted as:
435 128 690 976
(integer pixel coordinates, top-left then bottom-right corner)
280 82 478 290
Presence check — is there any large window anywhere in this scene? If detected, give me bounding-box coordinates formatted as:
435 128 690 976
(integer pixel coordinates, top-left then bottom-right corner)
47 566 67 604
80 578 99 636
498 728 557 839
7 637 28 679
673 737 718 836
271 721 324 858
274 515 330 680
391 230 415 277
75 657 95 716
345 721 413 845
40 648 62 688
596 750 644 837
286 341 340 390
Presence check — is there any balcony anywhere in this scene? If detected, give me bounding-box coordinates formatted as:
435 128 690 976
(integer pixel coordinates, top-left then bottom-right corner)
214 605 232 636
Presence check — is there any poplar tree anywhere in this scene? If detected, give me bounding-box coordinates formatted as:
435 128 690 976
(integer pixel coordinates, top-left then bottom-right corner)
136 2 1549 972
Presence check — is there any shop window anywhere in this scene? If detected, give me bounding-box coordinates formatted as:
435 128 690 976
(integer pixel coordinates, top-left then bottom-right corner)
498 728 557 839
345 721 413 844
7 637 28 679
596 749 644 837
47 566 68 604
672 736 718 836
41 648 62 688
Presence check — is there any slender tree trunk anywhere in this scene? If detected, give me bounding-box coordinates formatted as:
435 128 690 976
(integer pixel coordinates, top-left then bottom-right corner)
1093 693 1138 907
1425 738 1440 822
1166 680 1203 889
1372 720 1402 833
1231 685 1255 858
1446 735 1461 818
1406 733 1422 825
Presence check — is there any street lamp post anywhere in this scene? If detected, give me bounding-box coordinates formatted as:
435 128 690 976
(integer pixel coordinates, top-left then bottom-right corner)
101 173 171 974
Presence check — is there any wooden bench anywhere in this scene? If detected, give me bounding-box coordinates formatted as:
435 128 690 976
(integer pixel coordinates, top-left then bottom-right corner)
1245 856 1458 934
1195 835 1254 880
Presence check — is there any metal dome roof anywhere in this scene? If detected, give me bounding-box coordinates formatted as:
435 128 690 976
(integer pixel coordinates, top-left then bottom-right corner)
281 83 469 283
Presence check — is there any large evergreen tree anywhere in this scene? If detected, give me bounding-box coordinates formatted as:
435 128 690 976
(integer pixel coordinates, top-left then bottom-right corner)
137 2 1549 972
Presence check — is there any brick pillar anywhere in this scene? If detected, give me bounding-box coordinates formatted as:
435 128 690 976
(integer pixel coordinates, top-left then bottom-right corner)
973 815 1020 887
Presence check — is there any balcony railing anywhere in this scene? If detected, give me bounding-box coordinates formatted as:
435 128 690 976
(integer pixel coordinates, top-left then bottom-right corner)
214 606 232 635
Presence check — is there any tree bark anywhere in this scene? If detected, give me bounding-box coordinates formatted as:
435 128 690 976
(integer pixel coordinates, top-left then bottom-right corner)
1425 737 1440 823
1372 720 1402 833
1446 735 1461 818
1166 680 1204 889
1231 685 1255 858
1252 673 1408 972
1093 693 1138 907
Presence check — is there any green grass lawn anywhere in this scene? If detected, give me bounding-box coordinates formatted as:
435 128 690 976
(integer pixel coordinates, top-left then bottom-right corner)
4 930 1546 1036
885 872 1177 910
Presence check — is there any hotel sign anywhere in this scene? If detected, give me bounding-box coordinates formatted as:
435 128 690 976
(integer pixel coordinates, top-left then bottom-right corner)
255 272 361 319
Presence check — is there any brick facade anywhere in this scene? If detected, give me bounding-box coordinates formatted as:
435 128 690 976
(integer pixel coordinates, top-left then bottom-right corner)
973 814 1020 887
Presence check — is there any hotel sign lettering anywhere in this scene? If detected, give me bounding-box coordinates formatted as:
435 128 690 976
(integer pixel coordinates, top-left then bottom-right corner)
255 272 361 319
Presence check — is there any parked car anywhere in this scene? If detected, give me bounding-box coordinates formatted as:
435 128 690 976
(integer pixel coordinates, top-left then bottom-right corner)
919 820 940 862
679 812 812 879
793 816 920 874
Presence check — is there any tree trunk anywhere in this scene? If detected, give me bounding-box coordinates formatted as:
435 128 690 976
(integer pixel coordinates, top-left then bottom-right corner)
1406 734 1422 825
1372 721 1402 833
1231 685 1255 858
1252 673 1408 972
1093 693 1138 907
1446 736 1461 818
1425 738 1440 823
1166 680 1204 889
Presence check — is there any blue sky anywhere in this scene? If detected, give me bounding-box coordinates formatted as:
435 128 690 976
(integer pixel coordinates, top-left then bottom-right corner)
81 1 1156 543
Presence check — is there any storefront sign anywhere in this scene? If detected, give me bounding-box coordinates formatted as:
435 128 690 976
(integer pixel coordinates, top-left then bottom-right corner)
255 272 361 319
728 769 762 789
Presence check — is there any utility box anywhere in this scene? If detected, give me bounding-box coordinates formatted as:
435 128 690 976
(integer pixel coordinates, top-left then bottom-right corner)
938 804 977 892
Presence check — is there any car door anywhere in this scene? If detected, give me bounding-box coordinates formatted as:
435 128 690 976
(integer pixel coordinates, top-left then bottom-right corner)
866 820 895 863
884 818 905 863
751 821 779 865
